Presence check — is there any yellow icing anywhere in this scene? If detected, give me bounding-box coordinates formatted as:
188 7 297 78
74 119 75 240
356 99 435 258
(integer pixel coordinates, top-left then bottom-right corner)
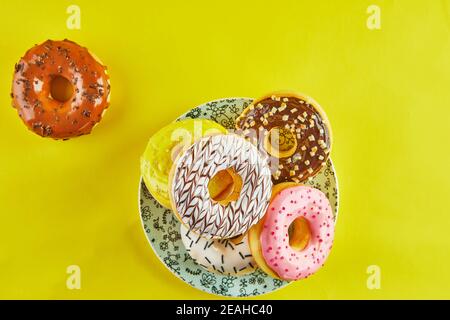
140 119 227 208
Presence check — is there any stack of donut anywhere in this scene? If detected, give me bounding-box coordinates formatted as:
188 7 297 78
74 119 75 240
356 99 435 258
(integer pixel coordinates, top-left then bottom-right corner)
11 41 335 282
141 92 336 281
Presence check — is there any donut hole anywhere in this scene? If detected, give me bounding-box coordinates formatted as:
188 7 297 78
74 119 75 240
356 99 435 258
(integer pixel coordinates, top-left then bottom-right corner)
50 75 74 102
208 168 243 206
264 127 297 158
288 217 311 251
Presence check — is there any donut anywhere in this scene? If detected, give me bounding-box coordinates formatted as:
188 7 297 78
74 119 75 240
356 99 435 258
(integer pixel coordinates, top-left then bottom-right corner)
235 92 332 183
169 134 272 239
249 183 335 281
141 119 227 208
180 225 256 276
248 182 297 279
11 39 110 139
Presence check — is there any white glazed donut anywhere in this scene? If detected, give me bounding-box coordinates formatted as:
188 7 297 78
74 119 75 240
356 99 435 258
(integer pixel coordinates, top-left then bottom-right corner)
170 134 272 239
180 225 256 275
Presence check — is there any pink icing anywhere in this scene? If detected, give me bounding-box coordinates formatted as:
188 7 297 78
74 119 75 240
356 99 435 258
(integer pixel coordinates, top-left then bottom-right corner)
260 186 335 281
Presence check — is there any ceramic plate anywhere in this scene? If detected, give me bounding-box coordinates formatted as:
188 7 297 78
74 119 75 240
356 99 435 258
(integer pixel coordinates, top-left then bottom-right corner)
139 97 339 297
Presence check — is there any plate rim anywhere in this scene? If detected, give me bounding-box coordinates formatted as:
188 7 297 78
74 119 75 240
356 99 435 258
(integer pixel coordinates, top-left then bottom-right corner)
138 96 339 297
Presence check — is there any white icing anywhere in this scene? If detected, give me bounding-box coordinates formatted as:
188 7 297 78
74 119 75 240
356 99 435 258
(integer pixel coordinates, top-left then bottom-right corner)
172 134 272 239
181 224 256 276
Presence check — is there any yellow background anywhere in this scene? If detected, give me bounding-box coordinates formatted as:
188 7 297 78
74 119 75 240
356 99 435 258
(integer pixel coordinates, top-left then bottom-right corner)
0 0 449 299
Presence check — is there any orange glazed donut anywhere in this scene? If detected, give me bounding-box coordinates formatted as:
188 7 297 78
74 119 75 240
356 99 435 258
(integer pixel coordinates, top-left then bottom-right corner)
11 39 110 139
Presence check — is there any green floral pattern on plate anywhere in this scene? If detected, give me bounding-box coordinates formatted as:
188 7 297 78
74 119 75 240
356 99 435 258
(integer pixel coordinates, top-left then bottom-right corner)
139 98 339 297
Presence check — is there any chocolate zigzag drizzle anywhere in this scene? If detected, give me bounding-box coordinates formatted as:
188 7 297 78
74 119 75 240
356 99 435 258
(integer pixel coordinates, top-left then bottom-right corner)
172 134 272 239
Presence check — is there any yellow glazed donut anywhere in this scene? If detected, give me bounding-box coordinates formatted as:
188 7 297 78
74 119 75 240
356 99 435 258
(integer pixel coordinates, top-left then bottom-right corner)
140 119 227 208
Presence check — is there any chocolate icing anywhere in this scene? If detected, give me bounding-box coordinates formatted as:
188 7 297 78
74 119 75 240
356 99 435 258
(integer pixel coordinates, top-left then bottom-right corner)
236 94 331 183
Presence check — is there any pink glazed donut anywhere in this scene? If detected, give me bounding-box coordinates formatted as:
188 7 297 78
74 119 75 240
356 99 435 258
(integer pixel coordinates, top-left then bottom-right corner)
260 185 335 281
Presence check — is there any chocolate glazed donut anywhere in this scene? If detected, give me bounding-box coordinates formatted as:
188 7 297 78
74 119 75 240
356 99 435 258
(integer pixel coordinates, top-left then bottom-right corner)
236 92 332 183
11 39 110 139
